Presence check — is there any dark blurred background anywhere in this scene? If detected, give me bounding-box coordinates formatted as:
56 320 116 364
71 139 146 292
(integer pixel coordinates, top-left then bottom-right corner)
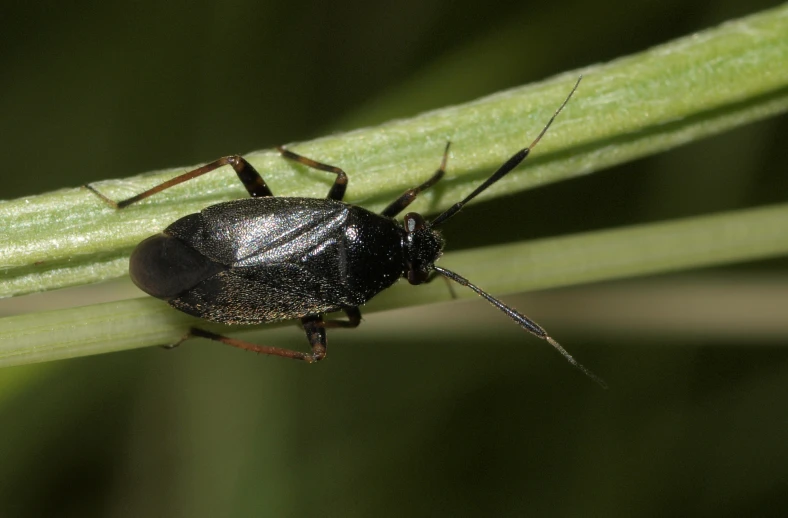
1 0 788 516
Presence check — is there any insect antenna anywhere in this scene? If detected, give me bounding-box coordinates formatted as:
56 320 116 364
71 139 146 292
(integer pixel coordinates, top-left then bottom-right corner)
433 265 606 388
430 76 582 228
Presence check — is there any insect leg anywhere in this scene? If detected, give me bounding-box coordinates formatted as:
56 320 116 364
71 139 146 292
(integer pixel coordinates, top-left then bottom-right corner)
301 316 328 362
319 307 361 329
380 142 449 218
277 146 348 201
187 327 323 362
423 271 458 299
297 307 362 361
168 308 362 363
85 155 273 209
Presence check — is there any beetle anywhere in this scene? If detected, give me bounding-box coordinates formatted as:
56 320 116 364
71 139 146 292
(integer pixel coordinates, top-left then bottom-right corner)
86 76 604 386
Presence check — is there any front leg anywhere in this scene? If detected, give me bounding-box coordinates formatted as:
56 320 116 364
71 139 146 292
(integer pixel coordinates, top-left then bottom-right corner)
381 142 449 218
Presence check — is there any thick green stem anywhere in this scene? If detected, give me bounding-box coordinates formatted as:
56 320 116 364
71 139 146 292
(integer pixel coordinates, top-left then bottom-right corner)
1 4 787 298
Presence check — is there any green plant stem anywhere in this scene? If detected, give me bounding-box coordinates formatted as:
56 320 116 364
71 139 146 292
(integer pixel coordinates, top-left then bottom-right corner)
1 202 787 368
1 4 787 297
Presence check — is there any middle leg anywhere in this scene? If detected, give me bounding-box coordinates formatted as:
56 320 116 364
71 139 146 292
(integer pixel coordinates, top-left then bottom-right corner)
299 307 361 362
277 146 349 201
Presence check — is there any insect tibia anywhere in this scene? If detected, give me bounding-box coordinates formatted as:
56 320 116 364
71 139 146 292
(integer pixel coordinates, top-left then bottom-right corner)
83 184 121 209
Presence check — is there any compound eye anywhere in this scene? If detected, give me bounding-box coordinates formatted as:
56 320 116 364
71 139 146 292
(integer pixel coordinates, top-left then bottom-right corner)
404 212 426 233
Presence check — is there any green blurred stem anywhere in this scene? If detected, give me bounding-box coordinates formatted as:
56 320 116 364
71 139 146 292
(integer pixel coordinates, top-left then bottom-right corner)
1 4 787 297
1 202 787 367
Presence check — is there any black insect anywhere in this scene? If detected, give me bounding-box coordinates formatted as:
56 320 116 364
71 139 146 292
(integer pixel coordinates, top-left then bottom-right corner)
87 76 603 386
